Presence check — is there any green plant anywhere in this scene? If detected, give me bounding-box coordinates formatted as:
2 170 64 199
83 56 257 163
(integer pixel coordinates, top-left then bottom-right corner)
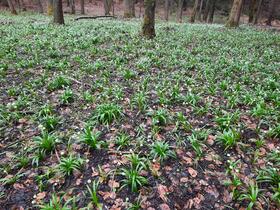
224 174 242 200
120 165 147 192
81 125 103 149
272 183 280 204
257 167 280 186
217 129 240 150
60 88 74 104
239 182 261 210
0 173 24 186
115 132 130 149
93 103 122 125
150 141 175 162
131 91 148 113
38 104 53 117
33 131 58 154
38 193 72 210
126 153 147 170
151 109 169 126
188 134 203 159
59 155 84 176
48 75 70 91
42 115 60 132
87 180 102 209
268 124 280 138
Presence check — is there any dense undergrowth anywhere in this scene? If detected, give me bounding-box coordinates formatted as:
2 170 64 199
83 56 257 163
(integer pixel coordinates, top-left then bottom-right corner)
0 12 280 209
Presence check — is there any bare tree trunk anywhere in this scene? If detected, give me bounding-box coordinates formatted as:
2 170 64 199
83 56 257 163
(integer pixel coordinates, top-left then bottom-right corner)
248 0 256 23
164 0 169 21
253 0 262 25
266 0 276 26
198 0 204 21
177 0 184 23
207 0 216 23
226 0 243 27
104 0 112 15
47 0 53 15
142 0 156 38
203 0 210 21
36 0 44 13
19 0 26 11
70 0 75 14
7 0 17 14
66 0 70 7
124 0 135 17
80 0 85 14
236 0 243 24
53 0 64 24
189 0 199 23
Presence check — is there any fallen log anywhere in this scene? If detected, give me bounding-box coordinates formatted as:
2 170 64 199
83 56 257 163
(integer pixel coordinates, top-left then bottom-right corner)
74 15 117 21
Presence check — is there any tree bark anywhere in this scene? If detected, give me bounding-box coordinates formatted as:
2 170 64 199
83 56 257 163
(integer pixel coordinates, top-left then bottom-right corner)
47 0 53 15
36 0 44 13
226 0 243 27
207 0 216 23
104 0 112 15
253 0 262 25
198 0 204 21
124 0 135 17
177 0 184 23
189 0 199 23
142 0 156 38
7 0 17 14
266 0 276 26
80 0 85 14
164 0 169 21
19 0 26 11
248 0 257 23
53 0 64 24
203 0 210 21
70 0 75 14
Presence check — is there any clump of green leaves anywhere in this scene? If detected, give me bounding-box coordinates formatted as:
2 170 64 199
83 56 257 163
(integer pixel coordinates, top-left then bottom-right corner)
48 75 70 91
59 155 84 176
80 125 104 149
150 141 175 162
217 129 240 150
93 103 122 125
33 131 58 154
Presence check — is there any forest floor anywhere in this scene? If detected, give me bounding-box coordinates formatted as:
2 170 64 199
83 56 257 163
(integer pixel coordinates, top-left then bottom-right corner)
0 12 280 210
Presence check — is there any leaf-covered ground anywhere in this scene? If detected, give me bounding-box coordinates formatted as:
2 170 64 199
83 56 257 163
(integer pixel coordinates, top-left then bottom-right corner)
0 13 280 210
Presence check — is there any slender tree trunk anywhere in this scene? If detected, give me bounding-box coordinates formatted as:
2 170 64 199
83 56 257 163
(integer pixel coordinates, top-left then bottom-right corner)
142 0 156 38
248 0 256 23
226 0 243 27
164 0 169 21
203 0 210 21
19 0 26 11
124 0 135 17
104 0 112 15
266 0 276 26
177 0 184 23
207 0 216 23
198 0 204 21
236 0 243 24
36 0 44 13
253 0 262 25
80 0 85 14
53 0 64 24
189 0 199 23
7 0 17 14
47 0 53 15
66 0 70 7
70 0 75 14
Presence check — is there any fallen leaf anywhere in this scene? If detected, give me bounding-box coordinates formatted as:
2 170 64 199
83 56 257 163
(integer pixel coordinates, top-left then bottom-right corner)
157 184 169 202
159 203 170 210
188 167 197 177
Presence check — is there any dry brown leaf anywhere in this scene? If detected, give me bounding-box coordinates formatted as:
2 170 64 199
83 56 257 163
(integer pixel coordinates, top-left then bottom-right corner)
159 203 170 210
188 167 198 177
157 184 169 202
